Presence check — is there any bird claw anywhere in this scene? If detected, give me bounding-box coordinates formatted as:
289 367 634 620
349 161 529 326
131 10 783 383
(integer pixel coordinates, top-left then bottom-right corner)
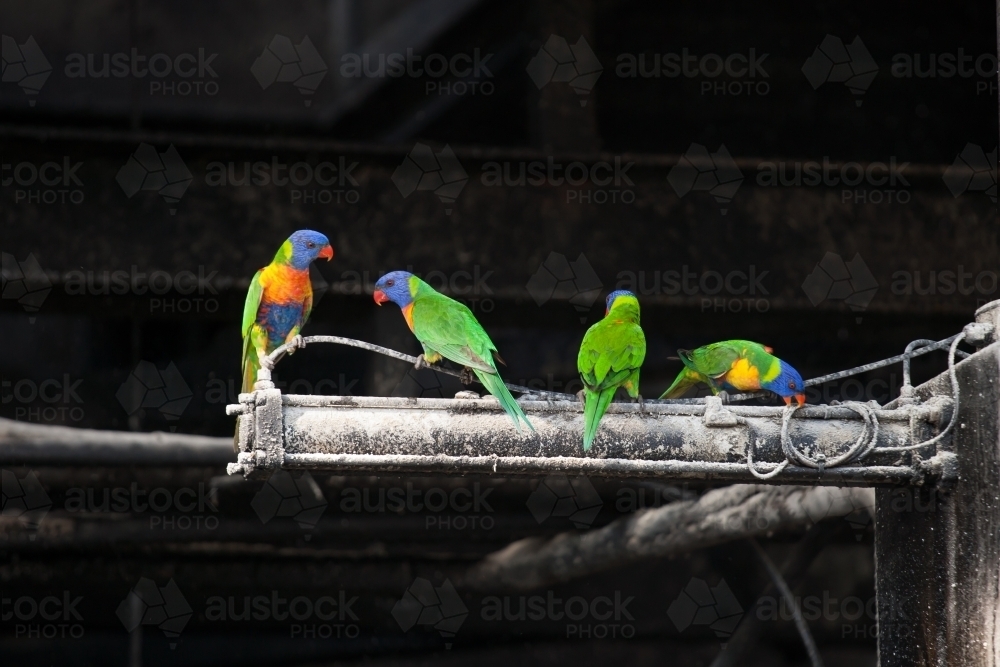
286 335 304 355
258 350 275 371
576 390 586 403
459 368 474 385
414 354 428 371
636 395 645 413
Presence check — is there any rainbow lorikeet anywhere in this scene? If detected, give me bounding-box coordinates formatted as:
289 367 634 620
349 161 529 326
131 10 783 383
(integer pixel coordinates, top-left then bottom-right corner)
373 270 534 432
577 290 646 451
241 230 334 395
659 340 806 405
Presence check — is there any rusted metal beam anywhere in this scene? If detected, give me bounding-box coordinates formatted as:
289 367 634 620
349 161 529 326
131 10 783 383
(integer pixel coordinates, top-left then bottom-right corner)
226 384 949 486
874 338 1000 666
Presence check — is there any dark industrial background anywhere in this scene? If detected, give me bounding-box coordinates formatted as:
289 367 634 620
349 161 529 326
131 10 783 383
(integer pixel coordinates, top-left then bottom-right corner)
1 0 997 665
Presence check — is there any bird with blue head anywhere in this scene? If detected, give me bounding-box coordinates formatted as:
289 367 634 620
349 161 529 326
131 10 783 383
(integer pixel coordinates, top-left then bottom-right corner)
240 230 333 396
373 270 534 431
577 289 647 451
660 340 806 406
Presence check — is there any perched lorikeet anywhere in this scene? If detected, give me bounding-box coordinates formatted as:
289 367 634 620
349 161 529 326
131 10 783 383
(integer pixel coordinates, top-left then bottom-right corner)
241 230 334 395
659 340 806 405
373 270 534 431
577 290 646 451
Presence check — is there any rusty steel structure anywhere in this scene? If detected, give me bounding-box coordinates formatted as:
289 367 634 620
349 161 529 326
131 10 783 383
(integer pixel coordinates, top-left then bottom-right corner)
224 300 1000 666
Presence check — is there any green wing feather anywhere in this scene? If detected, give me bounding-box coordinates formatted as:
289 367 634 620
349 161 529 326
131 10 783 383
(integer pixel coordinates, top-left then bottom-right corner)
664 340 774 398
682 342 743 377
660 367 717 399
411 294 497 371
240 271 264 394
410 289 533 431
577 307 646 451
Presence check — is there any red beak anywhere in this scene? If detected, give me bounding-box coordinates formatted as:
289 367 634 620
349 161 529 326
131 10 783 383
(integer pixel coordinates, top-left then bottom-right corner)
784 394 806 406
373 290 389 306
319 244 334 261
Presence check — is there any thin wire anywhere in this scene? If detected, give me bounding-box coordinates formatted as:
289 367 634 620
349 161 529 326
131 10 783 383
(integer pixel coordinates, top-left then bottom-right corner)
263 335 576 401
746 438 790 480
753 332 966 476
875 332 965 452
903 339 937 387
748 539 825 667
781 402 880 469
262 332 968 418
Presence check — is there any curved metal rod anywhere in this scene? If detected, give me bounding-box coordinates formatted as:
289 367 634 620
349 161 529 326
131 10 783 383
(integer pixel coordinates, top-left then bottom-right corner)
903 339 937 387
262 335 577 401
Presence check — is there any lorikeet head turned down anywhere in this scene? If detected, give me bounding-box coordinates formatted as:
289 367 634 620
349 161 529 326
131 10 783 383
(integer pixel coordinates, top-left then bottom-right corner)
373 270 415 307
285 230 334 269
605 289 638 314
763 361 806 406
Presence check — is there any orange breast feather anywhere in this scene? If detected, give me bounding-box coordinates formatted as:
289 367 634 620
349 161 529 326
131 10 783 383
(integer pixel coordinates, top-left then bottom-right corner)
260 264 311 305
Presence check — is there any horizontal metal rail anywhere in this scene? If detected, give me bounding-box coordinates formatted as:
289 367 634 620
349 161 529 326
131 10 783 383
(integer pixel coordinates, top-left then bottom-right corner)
226 305 996 487
227 391 955 486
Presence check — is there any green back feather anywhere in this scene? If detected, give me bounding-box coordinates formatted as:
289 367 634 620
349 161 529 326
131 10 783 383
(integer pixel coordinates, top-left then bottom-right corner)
407 276 533 430
663 340 778 398
577 296 646 450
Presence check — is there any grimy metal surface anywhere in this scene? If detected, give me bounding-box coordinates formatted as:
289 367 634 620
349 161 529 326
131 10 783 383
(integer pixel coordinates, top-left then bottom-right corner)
227 389 952 486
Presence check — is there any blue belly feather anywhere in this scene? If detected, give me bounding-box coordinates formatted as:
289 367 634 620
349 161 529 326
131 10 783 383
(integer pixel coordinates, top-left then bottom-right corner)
258 302 305 347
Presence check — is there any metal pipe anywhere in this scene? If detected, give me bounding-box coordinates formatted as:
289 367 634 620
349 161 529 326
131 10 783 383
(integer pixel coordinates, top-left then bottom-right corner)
228 392 944 485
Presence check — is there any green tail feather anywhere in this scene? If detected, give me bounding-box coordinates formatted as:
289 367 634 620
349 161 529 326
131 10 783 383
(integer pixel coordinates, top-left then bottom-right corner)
583 386 616 451
659 368 702 399
476 369 534 432
236 347 259 451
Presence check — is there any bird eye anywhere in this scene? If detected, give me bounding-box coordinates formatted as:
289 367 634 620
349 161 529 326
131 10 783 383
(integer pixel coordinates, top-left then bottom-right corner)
789 381 797 389
307 242 315 248
386 279 395 287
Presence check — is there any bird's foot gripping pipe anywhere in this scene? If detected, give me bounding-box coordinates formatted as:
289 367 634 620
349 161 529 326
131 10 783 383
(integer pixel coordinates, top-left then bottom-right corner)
285 335 305 355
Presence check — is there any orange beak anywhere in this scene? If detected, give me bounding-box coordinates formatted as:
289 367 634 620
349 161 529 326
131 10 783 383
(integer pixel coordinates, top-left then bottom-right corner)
783 394 806 406
373 289 389 306
319 244 334 261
